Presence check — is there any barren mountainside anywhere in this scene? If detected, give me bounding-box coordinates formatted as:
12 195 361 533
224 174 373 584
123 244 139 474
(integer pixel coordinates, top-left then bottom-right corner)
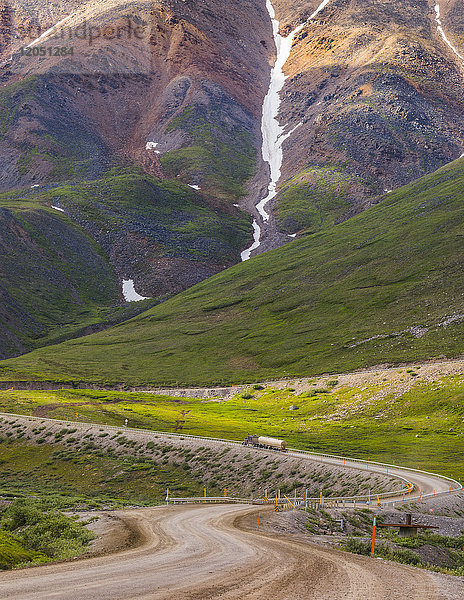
272 0 464 232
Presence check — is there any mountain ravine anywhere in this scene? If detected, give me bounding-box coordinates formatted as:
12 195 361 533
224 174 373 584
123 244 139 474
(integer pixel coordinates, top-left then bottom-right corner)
0 0 464 359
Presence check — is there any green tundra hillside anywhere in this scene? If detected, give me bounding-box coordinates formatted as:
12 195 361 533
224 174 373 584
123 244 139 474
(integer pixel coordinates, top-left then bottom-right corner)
0 168 250 359
2 157 464 386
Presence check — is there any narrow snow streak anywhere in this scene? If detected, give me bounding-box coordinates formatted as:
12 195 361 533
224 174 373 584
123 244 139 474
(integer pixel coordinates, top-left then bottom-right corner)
0 12 78 68
241 0 332 261
434 3 464 157
27 14 76 49
435 3 464 62
122 280 150 302
240 220 262 261
51 205 65 213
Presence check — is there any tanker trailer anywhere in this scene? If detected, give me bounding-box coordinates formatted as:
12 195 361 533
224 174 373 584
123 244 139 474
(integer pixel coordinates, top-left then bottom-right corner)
257 436 287 451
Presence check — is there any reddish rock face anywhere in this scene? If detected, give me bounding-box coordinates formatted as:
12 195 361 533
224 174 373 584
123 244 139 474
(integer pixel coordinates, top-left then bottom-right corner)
0 1 276 358
2 0 464 229
0 0 273 190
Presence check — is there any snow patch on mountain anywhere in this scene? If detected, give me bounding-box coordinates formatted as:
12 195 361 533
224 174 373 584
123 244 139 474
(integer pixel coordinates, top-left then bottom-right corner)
240 220 261 261
146 142 161 154
27 14 77 49
122 280 150 302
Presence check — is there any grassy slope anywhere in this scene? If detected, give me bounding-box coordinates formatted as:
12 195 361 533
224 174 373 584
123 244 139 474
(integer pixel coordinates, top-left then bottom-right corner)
0 197 122 358
0 438 204 505
161 101 257 202
0 76 109 185
40 167 250 264
0 367 463 479
3 157 464 385
0 168 250 358
274 165 369 234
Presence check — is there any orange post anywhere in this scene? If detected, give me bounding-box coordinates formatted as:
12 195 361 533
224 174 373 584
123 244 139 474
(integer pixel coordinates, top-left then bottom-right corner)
257 513 260 529
371 516 377 556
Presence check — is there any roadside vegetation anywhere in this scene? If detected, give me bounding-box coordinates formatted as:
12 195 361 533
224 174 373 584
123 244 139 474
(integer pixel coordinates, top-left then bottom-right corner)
303 506 464 575
342 527 464 576
0 413 388 504
0 498 95 570
0 365 463 479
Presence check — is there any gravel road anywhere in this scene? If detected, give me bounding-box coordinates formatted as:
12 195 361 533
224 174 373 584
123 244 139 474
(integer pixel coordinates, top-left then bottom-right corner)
0 504 460 600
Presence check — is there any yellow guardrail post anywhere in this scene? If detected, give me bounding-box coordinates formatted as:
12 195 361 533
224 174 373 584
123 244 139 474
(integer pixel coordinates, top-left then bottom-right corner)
284 495 295 509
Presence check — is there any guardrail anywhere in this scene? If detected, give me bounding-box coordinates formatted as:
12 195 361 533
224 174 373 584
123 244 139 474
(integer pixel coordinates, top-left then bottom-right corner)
0 412 461 506
286 448 462 505
166 484 415 507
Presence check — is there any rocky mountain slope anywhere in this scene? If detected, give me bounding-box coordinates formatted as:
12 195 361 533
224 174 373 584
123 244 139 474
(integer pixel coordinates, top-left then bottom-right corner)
267 0 464 234
0 0 272 193
1 0 464 361
0 0 272 356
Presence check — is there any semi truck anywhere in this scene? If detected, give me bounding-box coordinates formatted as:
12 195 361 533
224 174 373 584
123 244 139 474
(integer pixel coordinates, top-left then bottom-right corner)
242 434 287 452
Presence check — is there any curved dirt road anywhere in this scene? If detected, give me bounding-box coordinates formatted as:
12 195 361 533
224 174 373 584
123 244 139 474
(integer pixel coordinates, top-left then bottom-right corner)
0 504 458 600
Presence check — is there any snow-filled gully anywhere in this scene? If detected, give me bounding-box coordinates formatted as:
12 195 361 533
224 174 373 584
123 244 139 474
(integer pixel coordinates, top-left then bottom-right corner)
434 4 464 157
241 0 332 261
435 3 464 63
